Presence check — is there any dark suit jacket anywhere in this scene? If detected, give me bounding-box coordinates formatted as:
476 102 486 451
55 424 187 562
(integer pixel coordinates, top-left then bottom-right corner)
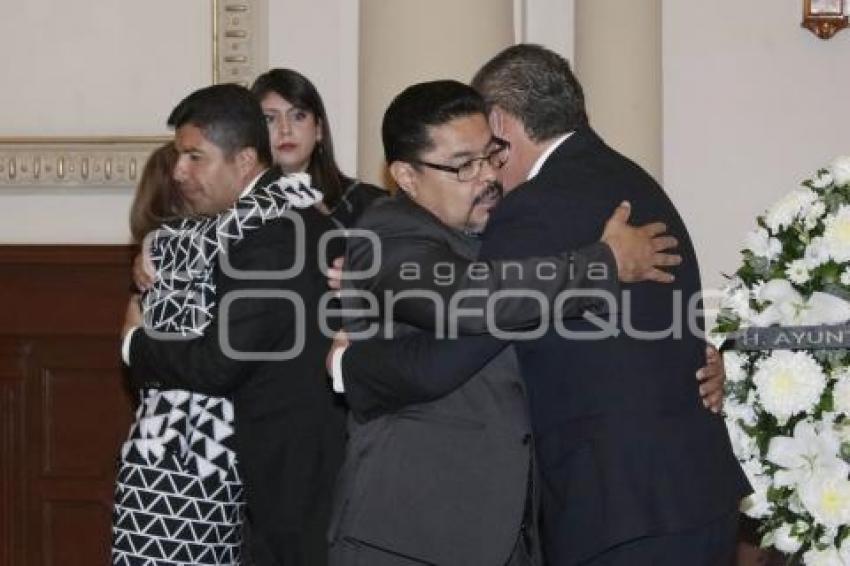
127 169 346 566
477 126 751 564
329 179 385 228
340 128 751 564
330 194 617 566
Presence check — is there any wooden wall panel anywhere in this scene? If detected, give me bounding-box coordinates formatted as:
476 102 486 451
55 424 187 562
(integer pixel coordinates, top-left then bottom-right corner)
0 245 135 566
40 362 134 478
0 246 133 336
43 501 112 566
0 342 27 566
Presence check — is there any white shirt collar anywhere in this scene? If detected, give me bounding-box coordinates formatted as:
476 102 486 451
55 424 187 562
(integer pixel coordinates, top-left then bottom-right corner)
527 132 572 180
239 169 269 198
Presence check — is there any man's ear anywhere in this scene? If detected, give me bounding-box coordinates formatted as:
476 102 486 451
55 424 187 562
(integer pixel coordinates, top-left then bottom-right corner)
235 147 259 175
488 106 505 138
388 161 418 198
492 106 535 154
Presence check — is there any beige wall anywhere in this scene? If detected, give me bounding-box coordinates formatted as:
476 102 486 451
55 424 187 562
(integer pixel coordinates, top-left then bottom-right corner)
356 0 515 187
519 0 575 61
268 0 359 176
0 1 211 137
0 0 360 244
0 190 137 243
663 0 850 292
575 0 662 181
356 0 579 186
5 0 850 267
0 0 214 244
0 0 579 243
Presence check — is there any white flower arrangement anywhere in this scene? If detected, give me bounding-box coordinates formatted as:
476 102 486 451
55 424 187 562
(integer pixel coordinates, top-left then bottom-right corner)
752 352 826 424
715 156 850 562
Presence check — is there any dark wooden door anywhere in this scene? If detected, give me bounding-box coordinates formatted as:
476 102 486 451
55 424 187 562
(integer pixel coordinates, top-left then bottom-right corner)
0 246 135 565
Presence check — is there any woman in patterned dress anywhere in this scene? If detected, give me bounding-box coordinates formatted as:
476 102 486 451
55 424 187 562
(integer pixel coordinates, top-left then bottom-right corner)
112 142 321 565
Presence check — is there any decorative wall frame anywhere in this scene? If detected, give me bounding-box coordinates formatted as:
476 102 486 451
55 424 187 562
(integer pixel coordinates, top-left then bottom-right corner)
802 0 849 39
0 0 266 189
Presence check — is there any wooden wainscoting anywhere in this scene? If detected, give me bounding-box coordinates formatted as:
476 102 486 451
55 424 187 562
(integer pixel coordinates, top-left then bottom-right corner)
0 246 136 566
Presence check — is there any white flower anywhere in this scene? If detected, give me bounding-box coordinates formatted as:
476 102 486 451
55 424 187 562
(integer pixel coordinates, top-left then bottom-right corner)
805 237 831 269
789 491 807 515
767 420 847 488
721 281 754 322
725 397 759 462
750 279 801 326
823 205 850 263
759 279 799 304
839 537 850 564
739 458 773 519
837 423 850 446
751 279 850 326
833 370 850 416
806 202 832 224
726 419 758 461
751 279 767 300
819 525 840 547
765 188 820 232
725 395 757 425
802 293 850 325
806 201 828 231
813 171 835 189
822 410 839 424
724 351 749 383
803 545 844 566
787 259 811 285
753 351 826 423
830 156 850 187
744 228 782 260
771 523 803 554
800 469 850 529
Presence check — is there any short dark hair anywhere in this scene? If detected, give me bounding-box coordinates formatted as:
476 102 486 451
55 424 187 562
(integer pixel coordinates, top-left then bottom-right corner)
382 80 487 165
167 83 273 166
472 44 587 142
251 68 351 207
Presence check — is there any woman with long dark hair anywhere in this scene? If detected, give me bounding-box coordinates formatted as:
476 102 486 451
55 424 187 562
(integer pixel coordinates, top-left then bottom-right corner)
251 68 384 228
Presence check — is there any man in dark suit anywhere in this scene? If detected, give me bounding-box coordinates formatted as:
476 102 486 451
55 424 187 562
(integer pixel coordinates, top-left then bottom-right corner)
469 44 750 565
333 46 748 566
120 84 345 566
327 81 695 566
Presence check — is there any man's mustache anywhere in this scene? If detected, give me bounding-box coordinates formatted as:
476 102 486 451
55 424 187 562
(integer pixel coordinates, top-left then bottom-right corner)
472 181 504 207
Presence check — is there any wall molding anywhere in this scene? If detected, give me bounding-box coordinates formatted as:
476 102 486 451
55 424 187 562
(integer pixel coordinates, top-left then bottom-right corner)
0 0 266 190
214 0 267 86
0 137 168 189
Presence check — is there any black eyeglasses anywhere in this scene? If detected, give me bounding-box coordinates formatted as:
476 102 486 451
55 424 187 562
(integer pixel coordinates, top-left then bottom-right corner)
413 138 510 182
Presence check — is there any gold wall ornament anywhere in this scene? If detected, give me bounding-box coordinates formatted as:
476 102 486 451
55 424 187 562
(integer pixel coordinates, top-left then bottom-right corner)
802 0 849 39
0 137 169 188
0 0 266 190
214 0 266 86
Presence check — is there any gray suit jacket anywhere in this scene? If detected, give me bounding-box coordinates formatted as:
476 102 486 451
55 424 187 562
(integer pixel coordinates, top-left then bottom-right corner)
328 194 617 565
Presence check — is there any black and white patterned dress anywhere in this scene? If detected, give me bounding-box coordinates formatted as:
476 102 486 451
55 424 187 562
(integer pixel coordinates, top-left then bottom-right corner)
112 174 322 566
